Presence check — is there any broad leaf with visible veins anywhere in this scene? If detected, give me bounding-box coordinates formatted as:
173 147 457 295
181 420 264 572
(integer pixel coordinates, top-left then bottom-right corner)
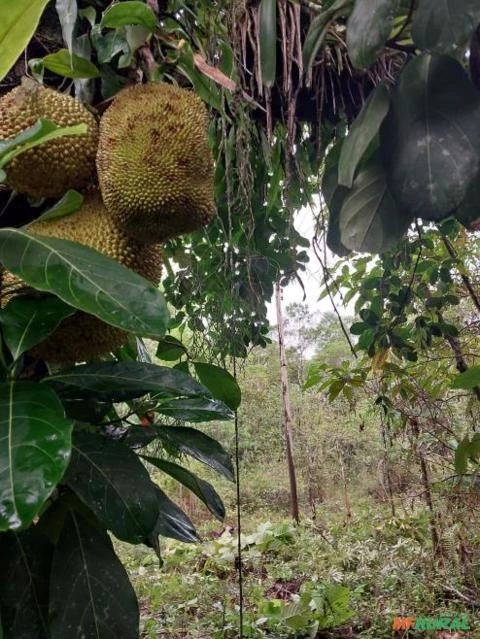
0 381 73 531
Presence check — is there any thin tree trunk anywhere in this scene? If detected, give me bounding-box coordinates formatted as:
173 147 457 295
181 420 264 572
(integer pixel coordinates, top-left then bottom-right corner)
411 420 441 558
275 281 300 524
381 422 396 518
336 442 352 520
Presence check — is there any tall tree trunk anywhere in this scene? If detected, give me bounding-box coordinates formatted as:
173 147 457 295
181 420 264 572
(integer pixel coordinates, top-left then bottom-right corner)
381 421 396 518
275 281 300 524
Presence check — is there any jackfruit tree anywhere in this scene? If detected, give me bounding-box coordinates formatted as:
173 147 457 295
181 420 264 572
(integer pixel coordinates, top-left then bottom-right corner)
0 0 480 637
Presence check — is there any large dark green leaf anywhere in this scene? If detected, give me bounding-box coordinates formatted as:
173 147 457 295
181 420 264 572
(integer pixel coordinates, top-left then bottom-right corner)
142 456 225 520
0 296 74 361
150 486 199 543
303 0 353 77
323 140 351 257
42 49 100 78
49 511 139 639
65 431 158 543
454 170 480 228
155 426 234 481
0 529 52 639
0 229 169 338
101 1 157 31
347 0 398 68
381 54 480 220
412 0 480 54
44 361 212 402
156 397 234 422
193 362 241 410
259 0 277 87
339 160 412 253
0 382 73 531
0 0 50 82
338 84 390 187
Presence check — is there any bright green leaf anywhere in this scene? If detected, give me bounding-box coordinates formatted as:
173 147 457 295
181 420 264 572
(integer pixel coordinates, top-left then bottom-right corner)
42 49 100 78
34 190 84 223
193 362 241 410
452 365 480 390
0 381 73 531
0 229 169 339
101 1 157 31
0 0 50 82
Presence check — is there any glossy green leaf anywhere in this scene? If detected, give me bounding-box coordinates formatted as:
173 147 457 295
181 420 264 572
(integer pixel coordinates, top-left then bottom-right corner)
0 229 169 339
155 426 234 481
338 84 390 187
150 486 199 543
45 361 212 402
339 160 412 253
0 0 50 82
259 0 277 87
0 529 52 638
381 54 480 220
412 0 480 54
177 47 222 112
193 362 241 410
347 0 398 68
65 431 158 543
101 1 157 31
55 0 78 54
0 296 74 361
156 336 188 361
91 25 128 64
452 365 480 389
49 511 139 638
0 120 87 170
155 397 234 422
42 49 100 78
303 0 353 76
35 190 84 223
0 381 73 531
142 456 225 520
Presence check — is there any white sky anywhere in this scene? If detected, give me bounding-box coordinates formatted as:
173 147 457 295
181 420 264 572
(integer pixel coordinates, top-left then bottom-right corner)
266 202 343 324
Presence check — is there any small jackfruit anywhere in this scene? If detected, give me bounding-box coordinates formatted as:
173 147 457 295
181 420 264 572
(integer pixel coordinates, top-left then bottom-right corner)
0 80 99 198
96 82 215 243
1 190 162 363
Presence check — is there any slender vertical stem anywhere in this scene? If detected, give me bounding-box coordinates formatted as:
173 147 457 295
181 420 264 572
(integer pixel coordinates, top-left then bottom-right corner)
275 281 300 523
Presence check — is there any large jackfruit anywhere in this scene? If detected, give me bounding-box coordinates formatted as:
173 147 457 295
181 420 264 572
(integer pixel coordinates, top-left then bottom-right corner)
1 190 162 364
96 82 215 243
0 80 99 198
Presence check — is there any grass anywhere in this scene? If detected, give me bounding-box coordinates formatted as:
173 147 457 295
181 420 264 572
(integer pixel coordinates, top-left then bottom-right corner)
116 483 480 638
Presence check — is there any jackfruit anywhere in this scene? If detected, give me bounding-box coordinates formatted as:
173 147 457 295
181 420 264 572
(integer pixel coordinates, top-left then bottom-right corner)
0 80 99 198
1 190 162 363
96 82 215 243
